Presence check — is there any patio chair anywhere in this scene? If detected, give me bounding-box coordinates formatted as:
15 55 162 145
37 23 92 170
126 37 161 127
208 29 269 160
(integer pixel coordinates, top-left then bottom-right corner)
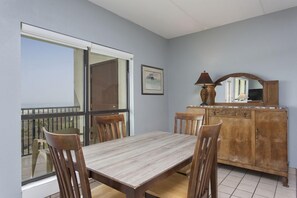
31 127 80 177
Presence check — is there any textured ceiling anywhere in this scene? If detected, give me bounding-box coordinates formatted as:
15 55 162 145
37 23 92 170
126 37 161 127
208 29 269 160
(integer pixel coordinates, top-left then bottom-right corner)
89 0 297 39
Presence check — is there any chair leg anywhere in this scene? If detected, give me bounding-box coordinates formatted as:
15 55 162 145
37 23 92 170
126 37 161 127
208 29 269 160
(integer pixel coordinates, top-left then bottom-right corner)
210 149 218 198
31 139 40 177
46 152 53 173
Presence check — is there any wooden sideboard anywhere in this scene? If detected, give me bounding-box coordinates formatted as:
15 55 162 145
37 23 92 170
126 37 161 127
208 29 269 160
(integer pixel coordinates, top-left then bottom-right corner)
187 105 288 186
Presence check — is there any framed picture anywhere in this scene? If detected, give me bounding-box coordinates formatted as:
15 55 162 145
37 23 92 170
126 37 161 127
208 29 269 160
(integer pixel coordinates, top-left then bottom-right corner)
141 65 164 95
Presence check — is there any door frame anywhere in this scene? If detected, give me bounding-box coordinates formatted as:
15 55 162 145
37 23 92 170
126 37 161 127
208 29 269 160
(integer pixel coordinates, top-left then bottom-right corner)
89 45 134 136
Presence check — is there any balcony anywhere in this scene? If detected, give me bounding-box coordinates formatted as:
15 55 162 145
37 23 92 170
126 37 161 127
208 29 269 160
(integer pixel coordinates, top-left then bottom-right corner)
21 106 82 182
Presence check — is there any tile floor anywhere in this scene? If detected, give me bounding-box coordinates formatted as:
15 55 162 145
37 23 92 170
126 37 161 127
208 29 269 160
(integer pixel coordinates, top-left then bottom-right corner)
217 164 296 198
48 164 297 198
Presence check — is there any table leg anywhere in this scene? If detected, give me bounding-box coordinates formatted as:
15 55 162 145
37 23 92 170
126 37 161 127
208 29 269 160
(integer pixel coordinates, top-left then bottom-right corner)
126 189 147 198
210 147 218 198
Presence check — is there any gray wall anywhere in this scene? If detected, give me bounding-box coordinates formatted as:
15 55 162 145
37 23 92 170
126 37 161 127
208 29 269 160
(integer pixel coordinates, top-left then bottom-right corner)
168 7 297 168
0 1 22 197
2 0 297 196
0 0 169 197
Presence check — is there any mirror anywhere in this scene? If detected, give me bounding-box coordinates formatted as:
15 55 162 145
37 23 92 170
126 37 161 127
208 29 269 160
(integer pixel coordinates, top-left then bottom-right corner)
214 73 264 104
216 77 263 103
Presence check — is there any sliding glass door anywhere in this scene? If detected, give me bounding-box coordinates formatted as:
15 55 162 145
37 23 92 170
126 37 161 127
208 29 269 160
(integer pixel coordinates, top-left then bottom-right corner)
21 31 131 184
88 52 129 144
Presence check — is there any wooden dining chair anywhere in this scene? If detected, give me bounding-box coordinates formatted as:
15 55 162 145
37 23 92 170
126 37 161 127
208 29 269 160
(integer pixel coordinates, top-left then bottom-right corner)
147 121 222 198
43 127 125 198
174 112 204 175
174 112 204 135
94 114 126 143
31 127 80 177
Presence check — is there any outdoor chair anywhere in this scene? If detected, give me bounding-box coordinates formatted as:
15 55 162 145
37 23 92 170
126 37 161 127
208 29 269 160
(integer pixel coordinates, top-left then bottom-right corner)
31 127 80 177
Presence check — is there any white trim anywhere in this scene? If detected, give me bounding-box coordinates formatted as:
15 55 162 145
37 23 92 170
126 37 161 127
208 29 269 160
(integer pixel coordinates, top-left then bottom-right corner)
21 23 134 61
22 176 59 198
90 43 133 60
129 58 135 136
21 23 91 50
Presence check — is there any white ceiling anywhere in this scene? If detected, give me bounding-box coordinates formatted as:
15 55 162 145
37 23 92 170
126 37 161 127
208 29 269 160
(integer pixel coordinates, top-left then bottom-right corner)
89 0 297 39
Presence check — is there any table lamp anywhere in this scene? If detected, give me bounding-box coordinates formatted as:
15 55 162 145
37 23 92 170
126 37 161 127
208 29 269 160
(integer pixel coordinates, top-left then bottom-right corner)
195 71 213 105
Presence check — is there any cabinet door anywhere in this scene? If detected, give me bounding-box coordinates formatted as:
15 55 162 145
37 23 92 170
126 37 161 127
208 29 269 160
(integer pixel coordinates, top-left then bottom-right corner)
255 111 287 171
209 109 255 165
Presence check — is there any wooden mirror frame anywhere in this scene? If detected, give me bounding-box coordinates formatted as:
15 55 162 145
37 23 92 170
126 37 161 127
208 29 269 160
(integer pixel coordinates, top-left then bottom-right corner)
210 73 279 106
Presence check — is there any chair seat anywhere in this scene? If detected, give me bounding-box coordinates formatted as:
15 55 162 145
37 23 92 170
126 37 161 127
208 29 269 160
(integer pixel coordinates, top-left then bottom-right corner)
91 184 125 198
148 173 189 198
177 163 191 176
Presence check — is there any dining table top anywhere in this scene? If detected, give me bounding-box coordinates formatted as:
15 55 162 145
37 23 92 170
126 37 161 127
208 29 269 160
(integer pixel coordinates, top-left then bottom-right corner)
83 131 197 197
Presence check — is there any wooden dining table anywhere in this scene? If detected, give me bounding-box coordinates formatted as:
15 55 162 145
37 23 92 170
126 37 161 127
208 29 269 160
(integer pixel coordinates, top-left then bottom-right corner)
83 131 218 198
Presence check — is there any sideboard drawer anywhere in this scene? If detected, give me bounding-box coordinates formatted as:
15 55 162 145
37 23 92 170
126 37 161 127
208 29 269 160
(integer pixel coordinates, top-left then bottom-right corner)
208 108 251 119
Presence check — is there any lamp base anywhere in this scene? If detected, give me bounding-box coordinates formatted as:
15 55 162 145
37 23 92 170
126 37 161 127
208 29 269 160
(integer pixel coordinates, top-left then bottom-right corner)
207 84 216 105
200 102 208 106
200 86 209 106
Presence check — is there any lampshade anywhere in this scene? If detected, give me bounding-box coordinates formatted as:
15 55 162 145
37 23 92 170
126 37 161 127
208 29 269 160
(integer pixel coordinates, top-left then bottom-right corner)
195 71 213 85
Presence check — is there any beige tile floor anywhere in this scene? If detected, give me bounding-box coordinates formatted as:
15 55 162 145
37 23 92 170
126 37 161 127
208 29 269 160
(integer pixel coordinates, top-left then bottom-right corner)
47 164 297 198
218 164 296 198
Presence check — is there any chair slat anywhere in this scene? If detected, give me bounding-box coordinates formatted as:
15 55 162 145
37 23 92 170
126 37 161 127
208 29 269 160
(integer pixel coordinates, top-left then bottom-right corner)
94 114 126 143
31 128 79 177
188 122 222 198
43 127 125 198
147 121 222 198
174 112 204 135
43 128 92 198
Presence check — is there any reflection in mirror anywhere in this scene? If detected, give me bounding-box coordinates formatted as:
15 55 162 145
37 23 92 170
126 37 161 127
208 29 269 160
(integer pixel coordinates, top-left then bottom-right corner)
216 77 263 103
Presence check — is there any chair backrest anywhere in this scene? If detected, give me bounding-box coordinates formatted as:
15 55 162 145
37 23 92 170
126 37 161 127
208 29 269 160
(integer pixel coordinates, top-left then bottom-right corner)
94 114 126 143
43 127 92 198
187 121 222 198
174 112 204 135
55 127 80 135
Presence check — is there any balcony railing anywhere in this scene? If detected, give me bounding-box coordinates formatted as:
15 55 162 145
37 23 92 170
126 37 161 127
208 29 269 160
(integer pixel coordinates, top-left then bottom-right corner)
21 106 81 156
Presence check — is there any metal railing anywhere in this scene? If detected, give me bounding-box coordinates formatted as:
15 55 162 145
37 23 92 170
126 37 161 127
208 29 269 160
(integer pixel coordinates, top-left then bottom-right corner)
21 106 81 156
